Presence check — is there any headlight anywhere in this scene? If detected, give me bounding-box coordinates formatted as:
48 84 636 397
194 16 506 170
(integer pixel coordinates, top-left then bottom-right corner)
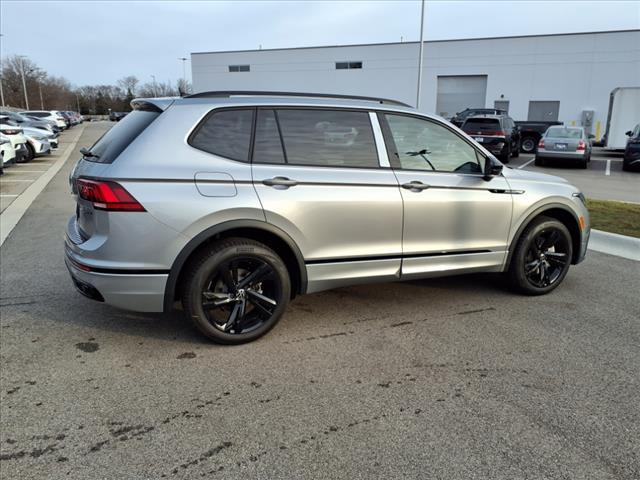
572 192 586 205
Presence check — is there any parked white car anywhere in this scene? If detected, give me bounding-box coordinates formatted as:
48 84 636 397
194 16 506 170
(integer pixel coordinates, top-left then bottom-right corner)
1 134 17 174
22 128 52 159
21 110 67 130
0 123 29 163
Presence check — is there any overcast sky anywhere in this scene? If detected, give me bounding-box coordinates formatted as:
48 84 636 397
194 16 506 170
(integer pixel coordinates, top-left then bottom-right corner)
1 1 638 87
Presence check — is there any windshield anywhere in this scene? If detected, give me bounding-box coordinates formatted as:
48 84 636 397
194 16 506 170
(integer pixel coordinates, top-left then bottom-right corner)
546 127 582 139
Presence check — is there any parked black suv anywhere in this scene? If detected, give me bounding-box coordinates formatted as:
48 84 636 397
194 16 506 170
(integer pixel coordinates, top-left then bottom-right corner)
461 114 521 162
450 108 507 127
623 124 640 172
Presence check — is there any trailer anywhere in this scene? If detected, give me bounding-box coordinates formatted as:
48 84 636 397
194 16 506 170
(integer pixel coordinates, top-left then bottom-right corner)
603 87 640 150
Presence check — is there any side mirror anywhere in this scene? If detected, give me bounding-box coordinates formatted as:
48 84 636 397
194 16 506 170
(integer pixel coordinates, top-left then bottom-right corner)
483 156 503 181
626 131 633 136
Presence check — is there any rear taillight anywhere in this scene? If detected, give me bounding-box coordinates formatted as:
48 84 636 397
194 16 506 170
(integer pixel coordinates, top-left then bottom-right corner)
577 140 586 151
76 178 145 212
538 139 545 149
2 129 22 135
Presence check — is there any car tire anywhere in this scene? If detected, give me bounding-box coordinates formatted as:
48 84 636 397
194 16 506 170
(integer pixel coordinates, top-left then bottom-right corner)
181 238 291 344
534 157 544 166
511 140 520 158
579 158 588 169
500 144 510 163
22 143 35 163
507 216 573 296
521 136 537 154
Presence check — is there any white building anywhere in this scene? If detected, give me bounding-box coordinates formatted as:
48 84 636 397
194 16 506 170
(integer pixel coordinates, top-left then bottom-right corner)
191 30 640 141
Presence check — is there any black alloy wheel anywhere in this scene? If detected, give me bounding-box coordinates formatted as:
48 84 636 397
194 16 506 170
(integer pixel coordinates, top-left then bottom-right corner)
522 228 570 288
201 257 282 335
508 216 573 295
182 238 290 344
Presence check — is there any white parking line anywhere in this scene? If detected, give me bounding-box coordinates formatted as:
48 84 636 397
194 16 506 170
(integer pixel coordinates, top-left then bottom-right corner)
0 179 35 183
4 170 46 173
518 158 535 169
605 159 611 176
0 194 19 198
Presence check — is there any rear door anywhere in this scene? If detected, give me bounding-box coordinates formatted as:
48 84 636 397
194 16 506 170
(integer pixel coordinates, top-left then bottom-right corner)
251 107 403 291
380 112 513 277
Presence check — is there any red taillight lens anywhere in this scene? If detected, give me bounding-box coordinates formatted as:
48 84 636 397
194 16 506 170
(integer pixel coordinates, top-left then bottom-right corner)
577 140 586 151
538 139 545 149
76 178 145 212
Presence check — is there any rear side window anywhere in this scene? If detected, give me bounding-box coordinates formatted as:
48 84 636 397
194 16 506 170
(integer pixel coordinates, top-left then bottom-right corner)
190 109 254 162
275 109 378 168
87 110 160 164
27 112 47 118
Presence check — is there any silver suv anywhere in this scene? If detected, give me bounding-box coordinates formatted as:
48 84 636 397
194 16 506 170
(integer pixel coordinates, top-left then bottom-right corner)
66 92 590 344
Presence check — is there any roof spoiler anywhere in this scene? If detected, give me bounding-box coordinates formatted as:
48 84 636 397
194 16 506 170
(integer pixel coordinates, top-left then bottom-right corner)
131 98 177 112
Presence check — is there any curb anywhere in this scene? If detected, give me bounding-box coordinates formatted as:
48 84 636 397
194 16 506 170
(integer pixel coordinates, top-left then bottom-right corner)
588 229 640 261
0 125 85 247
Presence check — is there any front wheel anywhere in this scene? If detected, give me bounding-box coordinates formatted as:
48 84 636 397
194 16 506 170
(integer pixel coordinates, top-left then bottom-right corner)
507 217 573 295
182 238 291 344
511 140 520 158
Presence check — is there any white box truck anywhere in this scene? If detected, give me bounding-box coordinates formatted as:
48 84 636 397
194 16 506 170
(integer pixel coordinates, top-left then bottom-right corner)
603 87 640 150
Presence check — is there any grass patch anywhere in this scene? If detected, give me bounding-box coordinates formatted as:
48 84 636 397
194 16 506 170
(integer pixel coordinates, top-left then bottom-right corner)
587 198 640 238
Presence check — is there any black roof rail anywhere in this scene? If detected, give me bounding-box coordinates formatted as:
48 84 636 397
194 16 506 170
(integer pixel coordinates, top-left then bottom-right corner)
184 90 412 108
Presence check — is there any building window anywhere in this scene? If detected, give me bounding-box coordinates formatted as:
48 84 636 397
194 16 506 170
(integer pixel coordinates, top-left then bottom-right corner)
335 61 362 70
228 65 250 72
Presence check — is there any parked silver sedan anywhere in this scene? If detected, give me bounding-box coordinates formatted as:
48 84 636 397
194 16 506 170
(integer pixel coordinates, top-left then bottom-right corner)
535 126 592 168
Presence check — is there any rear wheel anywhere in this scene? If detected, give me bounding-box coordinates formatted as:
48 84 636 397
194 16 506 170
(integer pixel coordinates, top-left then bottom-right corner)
521 136 537 154
507 217 572 295
500 144 510 163
182 238 290 344
534 157 544 166
579 158 588 169
511 140 520 158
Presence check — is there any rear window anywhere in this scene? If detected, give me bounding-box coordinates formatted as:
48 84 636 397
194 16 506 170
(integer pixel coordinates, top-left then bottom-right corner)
545 127 582 139
86 110 160 164
462 118 501 132
26 112 47 118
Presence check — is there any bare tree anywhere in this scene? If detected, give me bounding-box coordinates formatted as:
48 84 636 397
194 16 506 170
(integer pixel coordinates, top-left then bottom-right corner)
117 75 139 96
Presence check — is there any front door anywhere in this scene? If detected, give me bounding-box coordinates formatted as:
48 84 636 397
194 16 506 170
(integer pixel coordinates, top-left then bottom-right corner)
380 112 513 277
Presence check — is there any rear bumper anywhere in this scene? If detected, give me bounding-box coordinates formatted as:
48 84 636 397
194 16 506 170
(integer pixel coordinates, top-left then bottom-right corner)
65 246 168 312
536 150 587 160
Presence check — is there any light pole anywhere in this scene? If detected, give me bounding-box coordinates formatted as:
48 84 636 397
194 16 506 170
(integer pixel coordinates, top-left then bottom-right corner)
38 83 44 109
151 75 157 96
178 57 187 85
76 93 81 113
0 35 4 108
18 55 29 110
415 0 425 110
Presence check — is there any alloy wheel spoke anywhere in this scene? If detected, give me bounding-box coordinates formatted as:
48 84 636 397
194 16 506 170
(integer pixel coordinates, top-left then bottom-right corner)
247 289 277 306
525 260 540 274
221 265 237 292
237 264 272 289
248 296 274 317
546 256 567 267
222 302 242 332
541 230 560 250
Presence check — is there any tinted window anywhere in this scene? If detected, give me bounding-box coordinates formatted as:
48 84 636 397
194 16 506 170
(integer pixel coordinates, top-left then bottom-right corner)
191 109 254 162
462 118 501 132
276 109 378 168
335 61 362 69
27 112 47 118
253 109 285 164
385 114 482 173
545 127 583 139
228 65 250 72
87 110 160 164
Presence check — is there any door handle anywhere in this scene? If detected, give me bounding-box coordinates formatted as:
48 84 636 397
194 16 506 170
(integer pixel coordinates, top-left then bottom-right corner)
401 181 430 191
262 176 299 188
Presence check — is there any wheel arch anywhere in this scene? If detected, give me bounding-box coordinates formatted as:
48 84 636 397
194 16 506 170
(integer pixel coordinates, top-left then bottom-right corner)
506 204 582 268
164 220 307 312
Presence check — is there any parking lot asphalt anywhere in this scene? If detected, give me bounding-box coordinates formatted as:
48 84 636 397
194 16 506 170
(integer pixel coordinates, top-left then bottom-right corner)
507 150 638 204
1 122 639 479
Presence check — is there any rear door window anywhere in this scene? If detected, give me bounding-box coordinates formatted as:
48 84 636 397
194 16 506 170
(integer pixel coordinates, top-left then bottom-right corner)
87 110 160 164
275 109 378 168
190 109 254 162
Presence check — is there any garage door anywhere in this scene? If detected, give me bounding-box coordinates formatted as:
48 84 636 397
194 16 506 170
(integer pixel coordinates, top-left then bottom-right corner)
436 75 488 118
527 101 560 121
